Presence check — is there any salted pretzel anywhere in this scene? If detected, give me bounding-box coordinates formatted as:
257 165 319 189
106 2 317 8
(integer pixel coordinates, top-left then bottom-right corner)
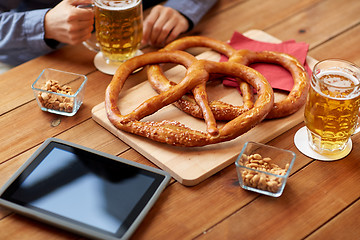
147 36 309 119
147 37 255 121
105 50 274 147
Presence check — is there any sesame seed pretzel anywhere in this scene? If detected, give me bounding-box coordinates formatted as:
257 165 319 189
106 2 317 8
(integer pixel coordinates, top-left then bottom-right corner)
105 50 274 147
148 36 309 119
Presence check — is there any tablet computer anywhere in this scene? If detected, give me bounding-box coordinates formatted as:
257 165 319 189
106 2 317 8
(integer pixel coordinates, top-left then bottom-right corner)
0 138 171 240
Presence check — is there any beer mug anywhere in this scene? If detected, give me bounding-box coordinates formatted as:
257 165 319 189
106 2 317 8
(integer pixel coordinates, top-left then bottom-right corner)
82 0 143 64
304 59 360 155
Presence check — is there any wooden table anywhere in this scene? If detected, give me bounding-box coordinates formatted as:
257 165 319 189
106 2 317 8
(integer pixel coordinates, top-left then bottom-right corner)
1 0 360 239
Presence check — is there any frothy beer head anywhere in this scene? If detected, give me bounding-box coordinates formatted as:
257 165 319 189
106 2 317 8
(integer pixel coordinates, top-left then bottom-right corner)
95 0 140 10
94 0 143 64
314 70 360 99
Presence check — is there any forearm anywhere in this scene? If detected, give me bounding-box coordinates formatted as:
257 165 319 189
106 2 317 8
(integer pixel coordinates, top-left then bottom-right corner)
0 9 55 65
0 9 55 52
0 0 93 66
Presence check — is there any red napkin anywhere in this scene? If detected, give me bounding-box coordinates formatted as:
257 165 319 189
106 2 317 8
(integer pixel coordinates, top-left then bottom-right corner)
220 31 312 92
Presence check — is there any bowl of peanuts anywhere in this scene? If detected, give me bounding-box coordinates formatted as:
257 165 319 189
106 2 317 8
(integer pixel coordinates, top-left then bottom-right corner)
235 141 296 197
32 68 87 116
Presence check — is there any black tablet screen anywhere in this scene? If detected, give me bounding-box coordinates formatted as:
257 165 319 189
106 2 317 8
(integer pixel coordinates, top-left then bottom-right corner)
1 142 166 238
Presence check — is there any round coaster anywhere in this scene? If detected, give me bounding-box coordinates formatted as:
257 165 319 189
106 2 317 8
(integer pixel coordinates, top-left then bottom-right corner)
294 126 352 161
94 50 143 75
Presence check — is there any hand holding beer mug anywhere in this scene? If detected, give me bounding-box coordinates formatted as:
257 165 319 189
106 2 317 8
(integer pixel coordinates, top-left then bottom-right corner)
82 0 143 74
300 59 360 159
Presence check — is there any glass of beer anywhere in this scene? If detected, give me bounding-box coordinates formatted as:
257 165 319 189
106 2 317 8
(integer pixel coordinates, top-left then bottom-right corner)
93 0 143 64
304 59 360 155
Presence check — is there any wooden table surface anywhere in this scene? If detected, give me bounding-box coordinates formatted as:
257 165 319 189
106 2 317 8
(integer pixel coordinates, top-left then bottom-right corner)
1 0 360 239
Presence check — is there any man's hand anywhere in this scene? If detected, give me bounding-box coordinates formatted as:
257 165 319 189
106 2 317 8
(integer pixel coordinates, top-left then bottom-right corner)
44 0 94 45
142 5 189 47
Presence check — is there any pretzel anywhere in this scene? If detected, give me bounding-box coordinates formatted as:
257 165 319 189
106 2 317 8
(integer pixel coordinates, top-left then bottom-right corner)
230 49 309 119
147 37 255 120
148 36 309 119
105 50 274 147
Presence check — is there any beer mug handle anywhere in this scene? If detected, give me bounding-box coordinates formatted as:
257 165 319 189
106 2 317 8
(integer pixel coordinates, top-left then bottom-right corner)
82 33 100 53
77 4 100 53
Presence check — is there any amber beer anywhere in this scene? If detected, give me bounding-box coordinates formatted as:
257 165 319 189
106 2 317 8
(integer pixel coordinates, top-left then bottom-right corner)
94 0 143 63
304 59 360 154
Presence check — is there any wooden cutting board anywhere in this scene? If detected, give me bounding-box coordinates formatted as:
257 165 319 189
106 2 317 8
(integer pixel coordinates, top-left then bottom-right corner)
92 29 317 186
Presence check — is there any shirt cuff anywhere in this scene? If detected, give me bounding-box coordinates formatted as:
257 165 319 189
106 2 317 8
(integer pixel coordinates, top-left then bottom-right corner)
23 8 55 52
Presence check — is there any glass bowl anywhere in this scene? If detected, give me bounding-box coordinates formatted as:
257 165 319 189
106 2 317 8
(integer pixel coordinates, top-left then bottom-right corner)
235 141 296 197
31 68 87 116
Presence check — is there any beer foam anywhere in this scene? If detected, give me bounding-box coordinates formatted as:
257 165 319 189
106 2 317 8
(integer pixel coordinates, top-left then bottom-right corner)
318 70 360 87
314 70 360 99
95 0 140 10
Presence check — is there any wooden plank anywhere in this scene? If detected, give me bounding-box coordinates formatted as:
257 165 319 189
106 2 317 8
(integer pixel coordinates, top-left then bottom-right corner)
308 25 360 65
306 200 360 239
91 30 315 186
0 214 78 240
192 0 324 41
267 0 360 49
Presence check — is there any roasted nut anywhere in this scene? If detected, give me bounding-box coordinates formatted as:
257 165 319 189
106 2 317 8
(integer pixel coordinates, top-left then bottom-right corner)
38 79 74 112
241 153 288 193
252 154 262 160
40 92 49 101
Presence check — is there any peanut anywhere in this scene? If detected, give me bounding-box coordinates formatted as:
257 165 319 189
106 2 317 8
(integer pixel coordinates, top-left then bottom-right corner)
240 153 289 193
37 79 74 113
